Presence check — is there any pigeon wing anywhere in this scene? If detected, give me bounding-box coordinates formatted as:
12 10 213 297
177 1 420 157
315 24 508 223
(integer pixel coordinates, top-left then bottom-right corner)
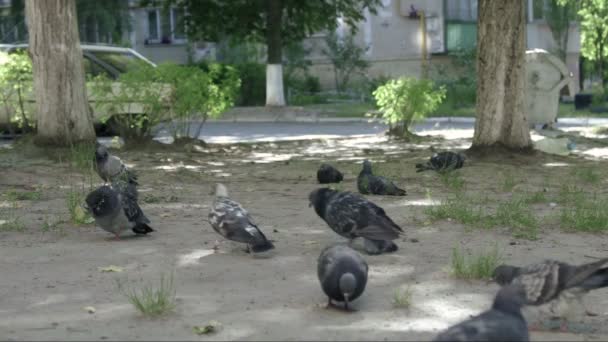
121 193 149 224
513 261 561 304
210 198 263 244
563 257 608 289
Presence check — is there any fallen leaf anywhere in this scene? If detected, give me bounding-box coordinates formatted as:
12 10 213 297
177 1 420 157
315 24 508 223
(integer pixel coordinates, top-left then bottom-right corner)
98 265 124 273
193 321 222 335
83 306 96 314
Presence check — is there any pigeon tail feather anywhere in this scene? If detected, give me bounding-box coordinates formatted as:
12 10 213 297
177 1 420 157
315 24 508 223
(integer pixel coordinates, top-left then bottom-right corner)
250 239 274 253
132 223 154 235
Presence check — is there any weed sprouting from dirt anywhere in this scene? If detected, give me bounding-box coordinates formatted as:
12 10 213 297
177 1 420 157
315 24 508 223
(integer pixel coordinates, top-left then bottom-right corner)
424 196 484 226
68 142 96 173
392 286 413 308
558 184 585 204
439 172 465 191
520 190 547 204
572 167 601 185
490 198 539 240
560 196 608 232
66 186 93 225
451 245 501 280
6 190 42 201
0 218 25 232
501 172 517 192
122 274 177 318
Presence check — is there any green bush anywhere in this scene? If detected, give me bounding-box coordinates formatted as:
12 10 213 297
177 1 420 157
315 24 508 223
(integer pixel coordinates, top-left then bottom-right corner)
233 62 266 106
0 51 34 133
373 77 446 137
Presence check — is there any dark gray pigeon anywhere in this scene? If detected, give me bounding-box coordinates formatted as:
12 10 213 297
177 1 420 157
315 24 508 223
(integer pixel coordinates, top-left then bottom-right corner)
357 160 406 196
317 163 344 184
416 151 465 173
208 183 274 253
84 184 153 239
309 187 404 255
433 284 529 342
493 258 608 330
317 244 368 310
94 142 138 185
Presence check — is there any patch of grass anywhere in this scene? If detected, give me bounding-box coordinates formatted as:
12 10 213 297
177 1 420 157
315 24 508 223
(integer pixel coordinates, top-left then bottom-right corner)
451 245 501 280
501 172 517 192
557 184 585 204
66 187 93 224
68 142 96 173
0 218 25 232
439 172 465 191
425 196 484 226
392 286 413 309
572 168 602 184
490 198 539 240
123 274 177 318
521 190 547 204
560 197 608 232
6 190 42 201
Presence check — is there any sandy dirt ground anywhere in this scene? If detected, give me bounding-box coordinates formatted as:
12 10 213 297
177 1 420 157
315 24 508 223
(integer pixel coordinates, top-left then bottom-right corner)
1 132 608 341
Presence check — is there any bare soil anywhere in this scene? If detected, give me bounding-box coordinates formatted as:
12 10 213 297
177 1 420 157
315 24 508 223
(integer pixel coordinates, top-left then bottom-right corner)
1 134 608 341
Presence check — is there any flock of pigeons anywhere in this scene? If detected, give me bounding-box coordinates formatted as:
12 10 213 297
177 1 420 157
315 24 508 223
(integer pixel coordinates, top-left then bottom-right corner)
84 143 608 341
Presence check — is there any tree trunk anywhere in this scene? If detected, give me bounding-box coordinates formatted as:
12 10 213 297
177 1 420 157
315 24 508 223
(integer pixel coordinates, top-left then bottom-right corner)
25 0 95 146
471 0 531 151
265 0 285 106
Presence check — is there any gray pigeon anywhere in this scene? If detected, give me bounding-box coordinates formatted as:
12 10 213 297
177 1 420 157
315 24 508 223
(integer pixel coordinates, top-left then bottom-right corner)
317 163 344 184
208 183 274 253
84 184 153 239
94 142 138 185
433 284 529 342
493 258 608 330
357 160 406 196
309 187 404 255
317 244 368 310
416 151 465 173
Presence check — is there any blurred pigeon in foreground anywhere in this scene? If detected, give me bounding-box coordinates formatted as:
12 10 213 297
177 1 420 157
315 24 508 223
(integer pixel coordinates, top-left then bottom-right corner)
493 258 608 331
85 184 153 239
309 188 403 255
94 142 138 185
209 183 274 253
357 160 406 196
317 163 344 184
317 244 368 310
433 284 529 342
416 151 465 173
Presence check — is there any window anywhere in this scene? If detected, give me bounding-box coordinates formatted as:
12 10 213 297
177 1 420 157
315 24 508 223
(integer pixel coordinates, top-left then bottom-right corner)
445 0 478 52
146 8 186 44
532 0 548 20
445 0 478 22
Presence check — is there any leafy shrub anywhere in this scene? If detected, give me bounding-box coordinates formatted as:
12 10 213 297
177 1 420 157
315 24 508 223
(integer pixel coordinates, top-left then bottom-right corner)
233 62 266 106
0 51 34 133
431 48 477 113
591 84 605 107
373 77 446 137
322 32 370 93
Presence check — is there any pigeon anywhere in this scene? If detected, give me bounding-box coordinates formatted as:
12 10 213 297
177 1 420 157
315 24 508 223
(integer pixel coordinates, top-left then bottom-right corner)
416 151 465 173
94 142 138 185
493 258 608 331
84 184 153 239
317 244 368 310
317 163 344 184
208 183 274 253
309 187 404 255
357 160 406 196
433 284 529 342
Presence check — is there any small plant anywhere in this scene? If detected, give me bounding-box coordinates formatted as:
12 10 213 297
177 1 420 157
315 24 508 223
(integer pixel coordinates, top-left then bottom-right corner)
373 77 446 138
425 196 484 226
68 142 96 173
451 245 501 280
491 198 539 240
557 184 585 204
6 190 41 201
0 218 25 232
501 172 517 192
123 274 177 317
521 190 547 204
572 167 601 184
439 172 465 191
560 197 608 232
392 286 413 308
66 188 93 225
322 31 370 93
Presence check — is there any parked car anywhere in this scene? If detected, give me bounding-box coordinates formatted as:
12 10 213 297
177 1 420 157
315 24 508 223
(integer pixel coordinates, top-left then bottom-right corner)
0 44 167 135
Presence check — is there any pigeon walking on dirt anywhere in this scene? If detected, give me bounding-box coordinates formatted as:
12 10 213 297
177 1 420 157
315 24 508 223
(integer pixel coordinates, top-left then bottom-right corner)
493 258 608 331
317 163 344 184
416 151 465 173
94 142 138 185
84 184 153 239
357 160 406 196
433 284 529 341
208 183 274 254
317 244 368 310
309 188 404 255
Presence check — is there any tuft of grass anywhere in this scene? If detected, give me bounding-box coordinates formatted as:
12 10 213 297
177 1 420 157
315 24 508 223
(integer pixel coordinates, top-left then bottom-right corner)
66 142 96 173
66 188 93 224
451 245 502 280
392 286 413 308
557 184 585 204
6 190 42 201
0 218 25 232
560 197 608 232
123 274 177 318
572 168 601 184
439 172 465 191
425 196 484 226
521 190 547 204
490 198 539 240
501 172 517 192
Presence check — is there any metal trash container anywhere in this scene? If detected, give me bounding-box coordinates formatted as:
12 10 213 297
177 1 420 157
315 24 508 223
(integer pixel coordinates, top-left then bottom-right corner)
525 49 575 128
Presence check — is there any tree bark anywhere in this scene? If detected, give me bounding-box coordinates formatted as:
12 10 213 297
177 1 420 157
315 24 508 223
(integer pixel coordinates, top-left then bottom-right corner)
25 0 95 146
471 0 532 151
265 0 285 106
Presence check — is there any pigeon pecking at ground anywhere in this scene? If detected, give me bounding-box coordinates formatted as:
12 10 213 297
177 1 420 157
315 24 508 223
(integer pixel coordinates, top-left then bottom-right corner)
309 187 404 255
317 244 368 311
84 184 153 239
208 183 274 254
357 159 406 196
415 151 465 173
94 142 138 185
317 163 344 184
493 257 608 332
433 284 529 342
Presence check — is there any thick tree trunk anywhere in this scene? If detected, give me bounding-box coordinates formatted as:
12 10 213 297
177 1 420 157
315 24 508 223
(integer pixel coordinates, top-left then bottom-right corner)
25 0 95 146
265 0 285 106
471 0 531 151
